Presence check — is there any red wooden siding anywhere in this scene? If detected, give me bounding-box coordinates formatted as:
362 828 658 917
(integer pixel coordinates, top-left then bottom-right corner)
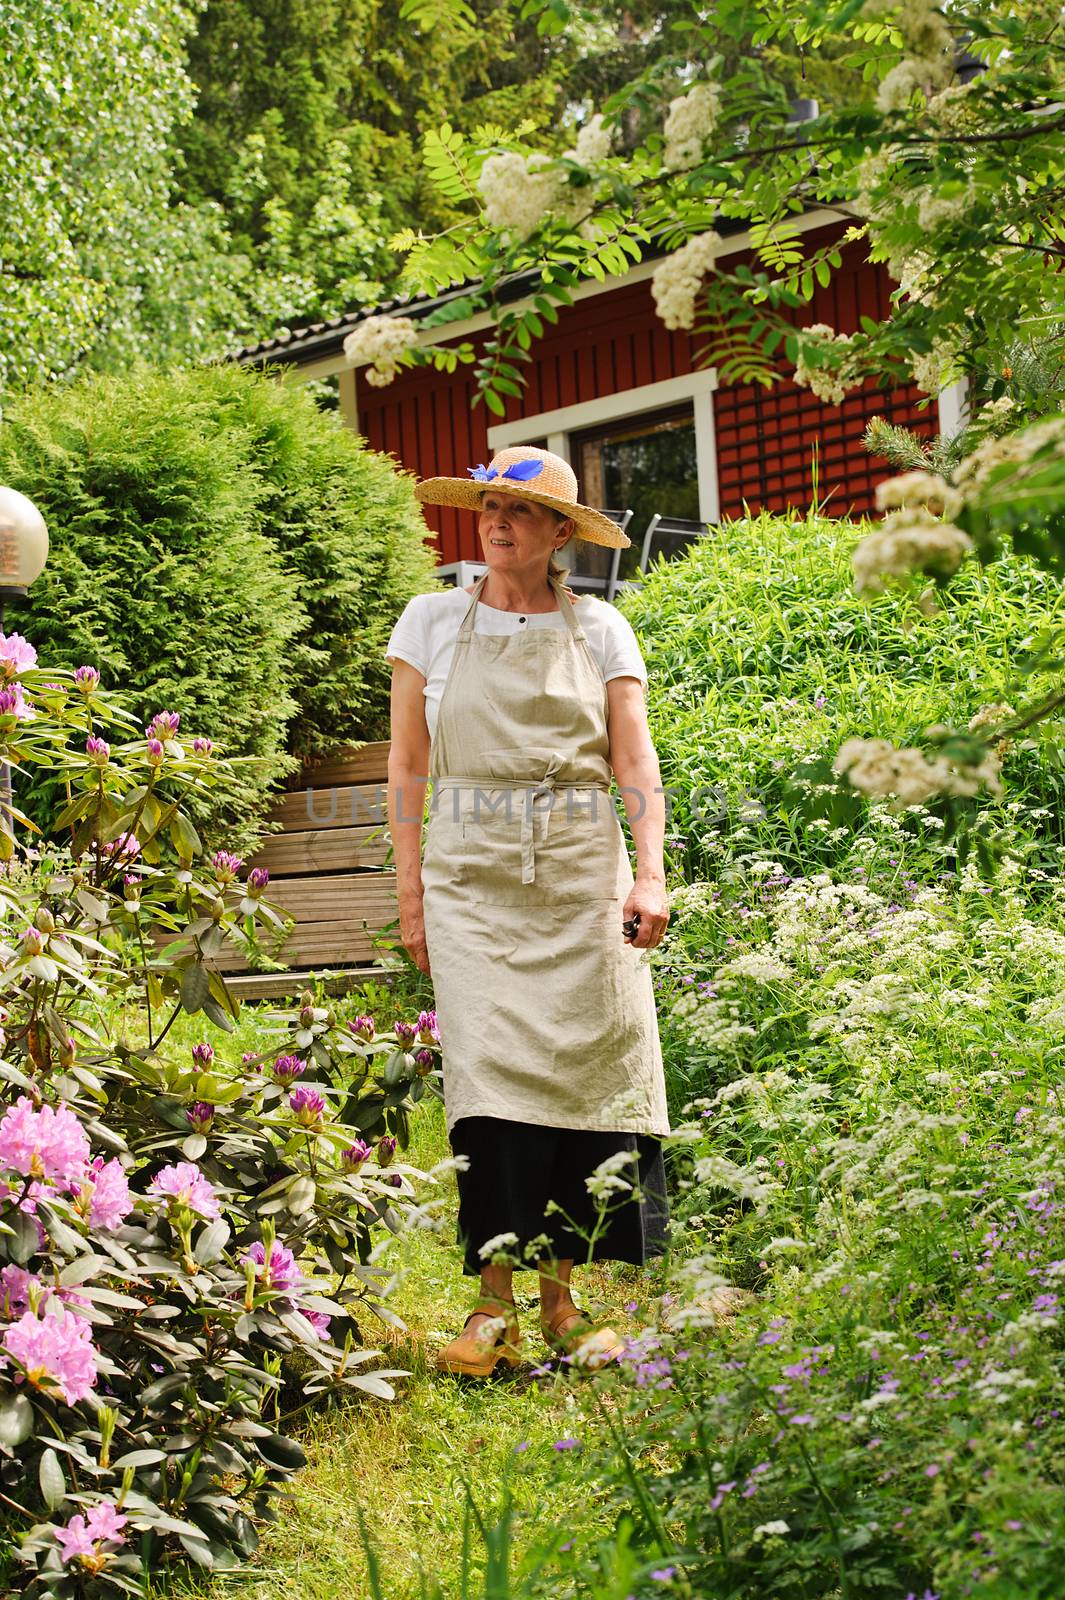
355 221 938 561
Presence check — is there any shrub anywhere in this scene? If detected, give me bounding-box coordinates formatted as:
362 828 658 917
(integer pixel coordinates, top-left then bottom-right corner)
543 859 1065 1599
621 510 1065 886
0 364 440 845
0 634 443 1595
181 363 441 761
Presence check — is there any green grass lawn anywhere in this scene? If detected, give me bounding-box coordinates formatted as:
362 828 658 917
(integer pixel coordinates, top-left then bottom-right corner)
155 1086 667 1600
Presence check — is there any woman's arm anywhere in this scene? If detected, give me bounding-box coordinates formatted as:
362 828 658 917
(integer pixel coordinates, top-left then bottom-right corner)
606 676 670 950
387 660 432 975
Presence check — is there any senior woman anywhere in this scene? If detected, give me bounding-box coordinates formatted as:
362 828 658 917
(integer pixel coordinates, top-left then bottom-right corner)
386 446 671 1378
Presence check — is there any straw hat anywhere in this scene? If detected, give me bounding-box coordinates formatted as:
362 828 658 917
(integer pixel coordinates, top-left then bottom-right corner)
413 446 631 549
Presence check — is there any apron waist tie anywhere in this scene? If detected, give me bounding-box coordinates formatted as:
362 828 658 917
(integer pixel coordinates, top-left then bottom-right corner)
432 773 612 885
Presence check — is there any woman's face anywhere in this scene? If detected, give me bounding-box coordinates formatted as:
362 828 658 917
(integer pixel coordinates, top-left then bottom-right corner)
478 492 572 573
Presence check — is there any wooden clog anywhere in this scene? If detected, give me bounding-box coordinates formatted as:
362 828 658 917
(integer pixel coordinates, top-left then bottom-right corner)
540 1306 626 1369
435 1298 523 1378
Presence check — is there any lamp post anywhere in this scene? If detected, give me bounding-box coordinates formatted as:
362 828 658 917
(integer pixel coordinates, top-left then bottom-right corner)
0 486 49 847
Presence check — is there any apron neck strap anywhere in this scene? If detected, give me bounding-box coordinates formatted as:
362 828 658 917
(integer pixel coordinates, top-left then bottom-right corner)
457 571 586 642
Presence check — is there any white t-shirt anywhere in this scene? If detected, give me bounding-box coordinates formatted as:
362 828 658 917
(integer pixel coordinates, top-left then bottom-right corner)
386 587 648 741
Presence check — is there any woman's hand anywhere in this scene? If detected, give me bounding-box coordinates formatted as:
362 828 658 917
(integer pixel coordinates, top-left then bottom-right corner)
622 876 670 950
399 891 432 975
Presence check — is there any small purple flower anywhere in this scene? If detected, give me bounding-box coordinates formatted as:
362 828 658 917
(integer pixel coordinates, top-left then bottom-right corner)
553 1437 580 1451
190 1042 215 1068
73 665 100 694
386 1173 403 1188
192 736 213 755
376 1135 398 1168
211 849 243 884
414 1048 435 1076
271 1054 306 1085
289 1085 326 1127
651 1571 676 1584
147 710 180 740
349 1015 376 1041
247 866 269 893
341 1140 372 1172
85 735 110 765
241 1050 258 1065
394 1020 417 1046
186 1102 215 1134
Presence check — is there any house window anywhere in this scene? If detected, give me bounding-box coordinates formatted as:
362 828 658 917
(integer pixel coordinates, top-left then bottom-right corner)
569 406 700 583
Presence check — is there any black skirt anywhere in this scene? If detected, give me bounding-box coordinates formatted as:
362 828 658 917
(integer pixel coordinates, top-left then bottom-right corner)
449 1115 671 1277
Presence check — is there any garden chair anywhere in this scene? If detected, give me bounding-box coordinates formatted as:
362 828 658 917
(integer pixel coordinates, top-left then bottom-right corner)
605 513 711 601
569 508 633 597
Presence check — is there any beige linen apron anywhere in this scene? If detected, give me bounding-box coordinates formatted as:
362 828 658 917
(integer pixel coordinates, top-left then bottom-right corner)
421 571 669 1138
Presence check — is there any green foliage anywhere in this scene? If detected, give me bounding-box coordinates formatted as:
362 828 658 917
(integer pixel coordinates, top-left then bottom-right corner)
177 365 441 760
0 365 438 845
395 0 1064 422
0 369 301 847
622 509 1065 884
0 0 202 388
0 662 433 1594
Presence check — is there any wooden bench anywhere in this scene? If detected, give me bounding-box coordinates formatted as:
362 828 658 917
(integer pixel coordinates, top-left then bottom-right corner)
213 742 403 1001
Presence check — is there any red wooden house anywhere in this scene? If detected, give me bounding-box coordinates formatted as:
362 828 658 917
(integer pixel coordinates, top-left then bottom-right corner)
234 210 966 589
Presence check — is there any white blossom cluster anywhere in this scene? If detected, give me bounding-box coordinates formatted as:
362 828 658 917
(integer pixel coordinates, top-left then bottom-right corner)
874 470 963 520
342 315 418 387
863 0 953 111
833 734 1004 805
477 119 614 244
916 183 973 232
850 508 972 595
910 335 961 396
793 324 862 406
953 416 1065 495
478 150 568 242
567 113 612 167
650 230 722 330
662 80 722 171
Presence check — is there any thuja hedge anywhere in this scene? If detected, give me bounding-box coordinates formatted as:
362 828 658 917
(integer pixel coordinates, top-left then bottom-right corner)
623 509 1065 884
0 365 439 845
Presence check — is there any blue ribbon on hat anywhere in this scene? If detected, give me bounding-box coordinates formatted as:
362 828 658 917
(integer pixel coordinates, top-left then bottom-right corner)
467 459 545 483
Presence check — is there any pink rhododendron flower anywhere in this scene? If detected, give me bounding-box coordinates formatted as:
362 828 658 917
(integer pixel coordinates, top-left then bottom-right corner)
301 1306 331 1340
0 632 37 678
101 831 140 862
82 1157 133 1231
0 683 34 721
147 710 180 740
0 1265 40 1317
148 1161 221 1220
73 665 100 693
192 735 213 755
348 1015 375 1041
416 1009 440 1044
0 1097 90 1186
2 1305 99 1404
211 849 243 883
288 1086 325 1126
56 1498 127 1565
242 1241 303 1293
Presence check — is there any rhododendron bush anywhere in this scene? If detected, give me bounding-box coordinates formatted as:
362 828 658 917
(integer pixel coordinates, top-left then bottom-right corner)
0 637 439 1595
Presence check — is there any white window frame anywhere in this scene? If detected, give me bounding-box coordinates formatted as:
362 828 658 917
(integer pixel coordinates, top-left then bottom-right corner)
486 371 720 525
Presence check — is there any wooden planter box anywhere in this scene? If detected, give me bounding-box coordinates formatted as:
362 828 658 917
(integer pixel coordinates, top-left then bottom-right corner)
214 742 402 1000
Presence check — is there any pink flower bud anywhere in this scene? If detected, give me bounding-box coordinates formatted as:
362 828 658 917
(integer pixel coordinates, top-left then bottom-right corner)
289 1085 326 1127
146 738 164 764
349 1015 376 1041
85 735 110 765
211 850 243 884
394 1021 417 1046
21 926 45 956
186 1101 215 1133
73 666 100 694
414 1048 435 1077
191 1042 214 1068
247 866 269 894
192 736 213 755
341 1139 372 1172
376 1135 398 1168
272 1055 305 1085
147 711 181 741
